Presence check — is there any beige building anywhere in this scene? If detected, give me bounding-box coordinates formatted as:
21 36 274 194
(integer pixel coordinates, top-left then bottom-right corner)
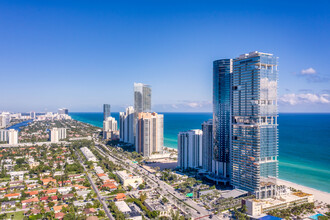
245 191 314 216
136 112 164 157
116 170 143 188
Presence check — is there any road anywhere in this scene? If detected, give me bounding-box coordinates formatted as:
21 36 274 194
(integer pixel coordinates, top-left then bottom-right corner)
76 151 114 220
95 141 220 219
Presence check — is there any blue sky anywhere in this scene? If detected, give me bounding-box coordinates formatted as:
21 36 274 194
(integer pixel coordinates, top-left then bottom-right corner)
0 0 329 112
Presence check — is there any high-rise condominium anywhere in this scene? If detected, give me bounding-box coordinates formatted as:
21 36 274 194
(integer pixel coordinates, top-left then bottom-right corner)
134 83 151 115
103 117 118 132
30 111 36 119
103 104 111 120
50 128 67 143
0 129 8 143
213 51 278 193
213 59 232 182
136 112 163 157
231 52 278 192
134 83 152 143
177 129 203 170
0 113 10 128
119 106 135 144
8 129 18 145
103 116 118 140
58 108 69 115
202 119 213 172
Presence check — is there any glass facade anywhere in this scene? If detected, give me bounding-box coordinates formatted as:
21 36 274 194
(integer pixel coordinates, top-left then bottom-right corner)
202 119 213 172
134 83 152 144
231 52 278 192
213 59 232 179
134 83 151 116
103 104 111 120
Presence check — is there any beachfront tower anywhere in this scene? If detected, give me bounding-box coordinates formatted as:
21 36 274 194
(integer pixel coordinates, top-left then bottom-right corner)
178 129 203 170
119 106 135 145
212 59 232 183
134 83 151 115
103 104 111 120
136 112 163 157
231 51 278 192
133 83 152 144
8 129 18 145
202 119 213 172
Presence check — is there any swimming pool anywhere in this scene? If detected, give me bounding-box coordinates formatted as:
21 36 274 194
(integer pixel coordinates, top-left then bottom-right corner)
309 214 323 220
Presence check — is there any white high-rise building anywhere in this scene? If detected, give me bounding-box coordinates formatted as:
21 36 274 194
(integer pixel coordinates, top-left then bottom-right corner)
50 128 67 143
103 117 118 140
136 112 164 157
0 129 8 143
103 117 118 132
0 113 11 128
119 106 135 144
8 129 18 145
177 129 203 170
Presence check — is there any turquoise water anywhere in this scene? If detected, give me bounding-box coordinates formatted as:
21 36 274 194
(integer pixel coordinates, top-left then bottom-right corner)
309 214 324 220
70 112 330 193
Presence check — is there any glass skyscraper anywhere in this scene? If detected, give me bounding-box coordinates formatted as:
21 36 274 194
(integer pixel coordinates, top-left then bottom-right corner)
212 52 278 193
213 59 232 181
134 83 151 115
103 104 111 120
231 52 278 192
133 83 152 145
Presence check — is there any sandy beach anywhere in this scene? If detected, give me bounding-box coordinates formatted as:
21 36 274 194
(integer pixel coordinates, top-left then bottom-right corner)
278 179 330 204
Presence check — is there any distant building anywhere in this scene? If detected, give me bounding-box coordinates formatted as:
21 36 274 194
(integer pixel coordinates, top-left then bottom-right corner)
103 104 111 120
134 83 151 116
134 83 151 142
8 129 18 145
0 113 10 128
58 108 69 115
103 117 118 140
30 111 36 119
119 106 135 144
0 129 8 142
177 129 203 170
50 128 67 142
202 119 213 172
136 112 163 157
103 117 118 132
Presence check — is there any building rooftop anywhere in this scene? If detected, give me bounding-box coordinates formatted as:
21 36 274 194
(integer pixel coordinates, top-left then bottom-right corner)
115 201 131 213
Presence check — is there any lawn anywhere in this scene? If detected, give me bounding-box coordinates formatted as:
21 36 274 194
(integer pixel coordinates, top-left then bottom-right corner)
0 177 10 182
11 211 24 220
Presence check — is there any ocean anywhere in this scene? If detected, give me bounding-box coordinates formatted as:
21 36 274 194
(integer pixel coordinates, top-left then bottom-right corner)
70 112 330 193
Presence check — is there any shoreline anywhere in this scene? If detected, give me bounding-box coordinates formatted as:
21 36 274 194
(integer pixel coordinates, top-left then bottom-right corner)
70 117 330 199
277 179 330 204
